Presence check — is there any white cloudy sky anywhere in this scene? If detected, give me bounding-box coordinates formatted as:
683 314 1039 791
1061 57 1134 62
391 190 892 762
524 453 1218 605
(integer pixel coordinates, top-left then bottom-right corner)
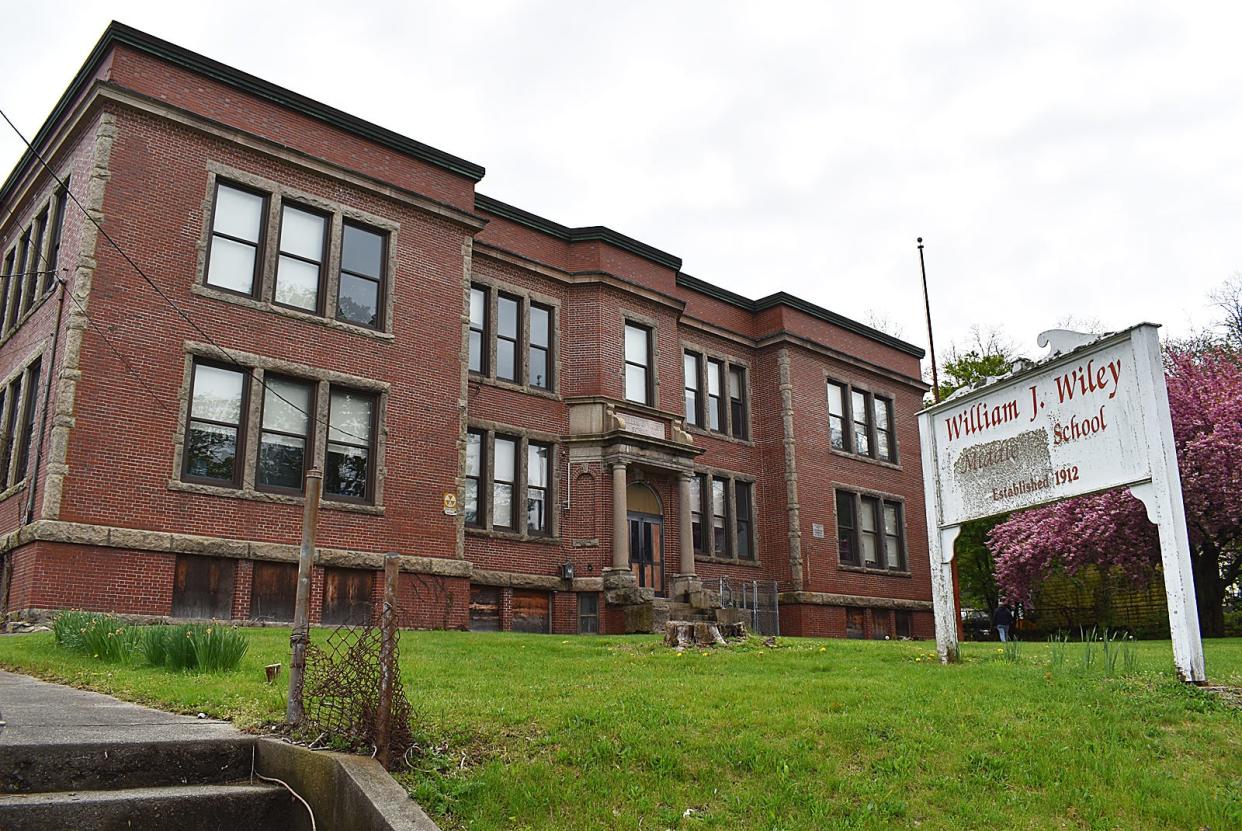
2 1 1239 366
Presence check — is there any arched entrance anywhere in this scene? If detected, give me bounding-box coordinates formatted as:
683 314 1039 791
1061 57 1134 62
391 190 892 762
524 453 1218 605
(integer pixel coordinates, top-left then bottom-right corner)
627 482 665 596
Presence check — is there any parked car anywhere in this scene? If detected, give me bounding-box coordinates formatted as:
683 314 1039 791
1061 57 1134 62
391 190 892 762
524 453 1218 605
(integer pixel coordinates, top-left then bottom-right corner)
962 608 993 641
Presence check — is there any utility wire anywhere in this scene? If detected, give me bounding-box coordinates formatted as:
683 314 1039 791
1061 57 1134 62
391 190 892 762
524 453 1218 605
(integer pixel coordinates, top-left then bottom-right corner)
0 104 370 445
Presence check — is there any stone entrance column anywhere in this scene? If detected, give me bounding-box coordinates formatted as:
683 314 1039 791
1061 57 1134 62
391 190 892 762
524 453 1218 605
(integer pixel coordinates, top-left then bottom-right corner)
677 474 695 576
611 462 629 569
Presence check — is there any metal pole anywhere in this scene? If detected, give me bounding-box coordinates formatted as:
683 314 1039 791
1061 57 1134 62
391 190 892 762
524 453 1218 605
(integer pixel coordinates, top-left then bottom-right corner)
287 467 322 726
917 237 941 403
375 552 400 768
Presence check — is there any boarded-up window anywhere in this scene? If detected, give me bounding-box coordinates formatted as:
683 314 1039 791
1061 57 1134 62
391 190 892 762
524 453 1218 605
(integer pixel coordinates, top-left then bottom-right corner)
871 610 891 640
172 555 235 619
469 585 500 632
845 607 865 640
321 568 373 626
512 590 550 634
249 561 297 622
895 611 913 639
578 593 600 634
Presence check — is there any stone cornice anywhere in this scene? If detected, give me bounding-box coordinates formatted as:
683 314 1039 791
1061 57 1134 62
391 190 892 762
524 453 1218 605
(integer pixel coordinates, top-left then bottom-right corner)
780 591 933 611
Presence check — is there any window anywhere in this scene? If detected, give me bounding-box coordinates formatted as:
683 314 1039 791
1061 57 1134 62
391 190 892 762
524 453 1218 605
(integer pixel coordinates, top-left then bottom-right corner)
0 387 9 488
529 303 552 389
20 213 46 317
13 231 30 323
846 607 865 639
336 222 385 329
689 474 704 552
184 362 248 486
464 430 484 526
578 593 600 634
43 184 68 295
493 436 516 529
257 375 313 492
706 359 724 431
527 442 550 534
0 250 13 336
274 204 327 312
895 610 913 639
735 480 754 560
874 397 894 462
14 358 40 482
729 366 748 440
872 610 891 640
683 351 702 425
711 478 728 557
206 182 265 296
468 286 488 374
835 489 908 571
324 388 375 501
827 379 897 462
623 323 651 405
496 295 519 382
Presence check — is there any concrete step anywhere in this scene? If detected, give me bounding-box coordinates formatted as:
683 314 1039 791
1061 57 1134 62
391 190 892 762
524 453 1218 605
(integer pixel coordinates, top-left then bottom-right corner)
0 781 297 830
0 736 256 794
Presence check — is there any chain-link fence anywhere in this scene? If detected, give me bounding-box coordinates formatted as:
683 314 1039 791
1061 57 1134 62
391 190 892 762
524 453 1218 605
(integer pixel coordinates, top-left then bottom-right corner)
719 578 780 635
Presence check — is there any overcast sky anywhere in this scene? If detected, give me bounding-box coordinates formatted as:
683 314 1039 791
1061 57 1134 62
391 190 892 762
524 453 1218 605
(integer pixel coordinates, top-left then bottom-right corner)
2 2 1239 366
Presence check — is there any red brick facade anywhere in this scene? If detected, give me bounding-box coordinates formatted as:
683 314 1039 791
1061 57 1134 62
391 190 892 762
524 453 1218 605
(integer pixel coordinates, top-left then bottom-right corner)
0 24 933 638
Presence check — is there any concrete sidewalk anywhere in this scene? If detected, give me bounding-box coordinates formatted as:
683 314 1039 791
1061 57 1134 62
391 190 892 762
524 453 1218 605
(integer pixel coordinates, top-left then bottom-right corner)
0 669 243 748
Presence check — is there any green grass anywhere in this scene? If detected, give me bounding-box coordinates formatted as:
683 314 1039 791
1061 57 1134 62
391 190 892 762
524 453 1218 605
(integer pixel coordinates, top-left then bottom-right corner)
1 629 1240 830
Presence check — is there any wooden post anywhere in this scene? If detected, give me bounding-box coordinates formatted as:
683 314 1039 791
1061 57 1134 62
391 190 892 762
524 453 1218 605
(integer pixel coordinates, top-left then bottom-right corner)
286 467 322 726
375 552 400 768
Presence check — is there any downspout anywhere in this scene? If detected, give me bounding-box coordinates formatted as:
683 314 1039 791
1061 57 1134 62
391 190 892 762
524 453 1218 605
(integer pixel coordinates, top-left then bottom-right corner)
24 276 67 525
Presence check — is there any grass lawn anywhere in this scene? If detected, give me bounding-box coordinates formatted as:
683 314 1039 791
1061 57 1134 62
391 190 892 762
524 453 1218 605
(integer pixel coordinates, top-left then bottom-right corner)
1 628 1240 830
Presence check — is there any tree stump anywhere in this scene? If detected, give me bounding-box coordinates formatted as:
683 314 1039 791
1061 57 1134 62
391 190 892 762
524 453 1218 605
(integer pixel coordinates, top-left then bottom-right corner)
663 620 746 649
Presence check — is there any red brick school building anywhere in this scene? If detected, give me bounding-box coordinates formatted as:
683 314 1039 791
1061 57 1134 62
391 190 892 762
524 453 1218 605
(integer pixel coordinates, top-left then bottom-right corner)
0 23 933 637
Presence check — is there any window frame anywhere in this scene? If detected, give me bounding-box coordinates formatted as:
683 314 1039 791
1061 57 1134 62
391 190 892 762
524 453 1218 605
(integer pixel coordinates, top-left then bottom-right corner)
491 434 519 530
323 386 379 504
528 302 553 391
728 364 749 440
827 378 898 463
272 200 330 316
578 592 600 635
464 429 486 528
203 180 268 300
835 487 909 572
495 293 522 384
526 440 552 536
43 184 68 296
683 350 702 426
874 395 896 463
334 220 388 331
623 321 653 405
468 285 490 376
181 359 251 489
734 480 755 560
706 358 725 432
14 357 41 483
255 373 316 496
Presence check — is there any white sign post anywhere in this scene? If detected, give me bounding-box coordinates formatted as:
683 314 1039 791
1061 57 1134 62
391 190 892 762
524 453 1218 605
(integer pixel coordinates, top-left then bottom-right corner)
918 323 1205 683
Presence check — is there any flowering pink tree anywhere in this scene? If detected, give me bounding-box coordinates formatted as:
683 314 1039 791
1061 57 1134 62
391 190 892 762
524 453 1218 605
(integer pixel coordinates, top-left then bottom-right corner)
989 343 1242 636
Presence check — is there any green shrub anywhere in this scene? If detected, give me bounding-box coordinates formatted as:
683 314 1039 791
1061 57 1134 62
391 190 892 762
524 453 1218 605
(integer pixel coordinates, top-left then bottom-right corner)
163 625 200 672
190 624 249 672
53 611 139 663
142 626 169 667
52 613 248 674
52 610 96 651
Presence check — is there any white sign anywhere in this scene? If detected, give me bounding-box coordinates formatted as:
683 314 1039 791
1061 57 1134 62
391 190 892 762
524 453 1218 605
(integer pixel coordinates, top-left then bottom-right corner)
618 412 665 439
811 523 825 539
918 324 1205 683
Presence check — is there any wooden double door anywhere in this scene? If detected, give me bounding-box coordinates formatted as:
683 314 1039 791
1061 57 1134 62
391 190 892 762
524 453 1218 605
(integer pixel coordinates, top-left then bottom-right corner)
628 512 665 597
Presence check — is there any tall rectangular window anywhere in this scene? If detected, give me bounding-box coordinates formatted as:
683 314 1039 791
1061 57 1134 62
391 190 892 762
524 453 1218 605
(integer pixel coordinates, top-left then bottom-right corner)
0 387 9 488
529 303 552 389
852 390 871 457
734 480 754 559
846 607 865 639
0 250 14 336
578 593 600 634
683 351 701 426
836 490 858 565
706 359 724 431
860 495 881 567
14 359 40 482
690 473 704 552
492 436 516 529
828 381 848 451
468 286 488 374
336 223 385 329
711 477 728 557
464 430 484 526
10 233 29 328
257 375 313 492
325 388 375 501
875 397 894 462
527 442 550 534
895 611 913 638
728 366 748 440
184 362 247 486
884 502 906 570
43 184 68 295
206 182 265 296
624 323 651 404
274 204 327 312
21 214 46 316
496 295 519 382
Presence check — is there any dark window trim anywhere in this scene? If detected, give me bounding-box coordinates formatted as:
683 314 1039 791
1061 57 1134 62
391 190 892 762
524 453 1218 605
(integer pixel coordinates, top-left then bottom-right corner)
683 350 703 427
827 378 898 463
528 300 554 391
468 285 490 376
491 433 519 530
495 293 522 383
335 220 388 332
706 358 725 433
181 359 251 489
272 200 330 317
729 364 749 440
255 373 316 496
14 357 41 482
466 425 559 538
323 385 379 504
835 487 908 571
623 321 653 406
43 183 69 296
526 440 553 536
203 179 268 300
465 428 487 528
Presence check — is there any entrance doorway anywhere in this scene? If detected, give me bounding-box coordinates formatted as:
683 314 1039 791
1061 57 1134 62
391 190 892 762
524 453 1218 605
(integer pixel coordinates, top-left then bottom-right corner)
627 482 665 596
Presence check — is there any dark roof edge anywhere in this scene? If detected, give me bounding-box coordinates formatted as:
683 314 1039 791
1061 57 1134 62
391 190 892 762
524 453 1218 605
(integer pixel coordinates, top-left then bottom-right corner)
475 193 683 272
0 21 485 208
679 276 926 359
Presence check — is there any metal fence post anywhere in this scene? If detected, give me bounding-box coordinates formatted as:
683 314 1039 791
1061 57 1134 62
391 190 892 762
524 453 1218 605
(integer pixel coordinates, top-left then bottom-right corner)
287 468 322 726
375 552 400 768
